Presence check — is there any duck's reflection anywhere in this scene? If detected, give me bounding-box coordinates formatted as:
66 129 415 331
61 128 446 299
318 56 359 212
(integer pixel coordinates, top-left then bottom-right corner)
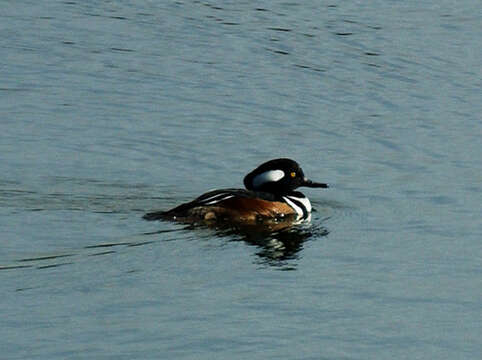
205 219 329 267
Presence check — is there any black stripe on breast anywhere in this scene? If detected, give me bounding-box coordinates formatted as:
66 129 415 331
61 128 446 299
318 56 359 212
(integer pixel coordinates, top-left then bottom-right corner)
283 195 309 219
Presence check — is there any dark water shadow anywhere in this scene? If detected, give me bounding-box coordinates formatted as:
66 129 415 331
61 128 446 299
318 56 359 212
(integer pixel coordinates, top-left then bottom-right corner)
1 253 77 271
0 229 185 273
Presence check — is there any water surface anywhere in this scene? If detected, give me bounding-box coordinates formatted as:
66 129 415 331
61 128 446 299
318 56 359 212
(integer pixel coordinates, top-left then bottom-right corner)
1 1 481 359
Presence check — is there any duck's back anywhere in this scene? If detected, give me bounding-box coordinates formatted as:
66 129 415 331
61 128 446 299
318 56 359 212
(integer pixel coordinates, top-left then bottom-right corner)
143 188 297 223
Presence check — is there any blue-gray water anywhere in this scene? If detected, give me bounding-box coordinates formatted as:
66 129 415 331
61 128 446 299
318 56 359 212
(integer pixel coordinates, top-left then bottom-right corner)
1 1 481 359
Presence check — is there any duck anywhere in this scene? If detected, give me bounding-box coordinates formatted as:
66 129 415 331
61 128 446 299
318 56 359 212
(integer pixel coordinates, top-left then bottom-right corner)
143 158 328 225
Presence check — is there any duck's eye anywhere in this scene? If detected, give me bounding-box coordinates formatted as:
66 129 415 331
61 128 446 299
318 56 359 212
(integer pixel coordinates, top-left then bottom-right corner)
290 172 296 178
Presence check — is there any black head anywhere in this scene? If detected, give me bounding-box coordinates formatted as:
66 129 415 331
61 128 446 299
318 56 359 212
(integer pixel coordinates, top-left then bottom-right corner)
243 158 328 194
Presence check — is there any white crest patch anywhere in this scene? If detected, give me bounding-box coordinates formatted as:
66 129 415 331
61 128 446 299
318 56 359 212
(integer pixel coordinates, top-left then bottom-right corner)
252 170 285 189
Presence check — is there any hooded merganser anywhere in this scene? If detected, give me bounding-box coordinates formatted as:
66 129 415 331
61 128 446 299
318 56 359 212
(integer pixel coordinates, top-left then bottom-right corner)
143 158 328 224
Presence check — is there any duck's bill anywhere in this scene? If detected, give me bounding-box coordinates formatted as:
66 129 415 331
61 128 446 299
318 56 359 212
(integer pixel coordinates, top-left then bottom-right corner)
302 178 329 188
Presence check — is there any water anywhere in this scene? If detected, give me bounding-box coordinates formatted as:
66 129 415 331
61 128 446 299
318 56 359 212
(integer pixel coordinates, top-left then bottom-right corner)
1 1 481 359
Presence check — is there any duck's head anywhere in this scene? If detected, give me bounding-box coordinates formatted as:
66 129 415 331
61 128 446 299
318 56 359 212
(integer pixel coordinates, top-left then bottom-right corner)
243 158 328 195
